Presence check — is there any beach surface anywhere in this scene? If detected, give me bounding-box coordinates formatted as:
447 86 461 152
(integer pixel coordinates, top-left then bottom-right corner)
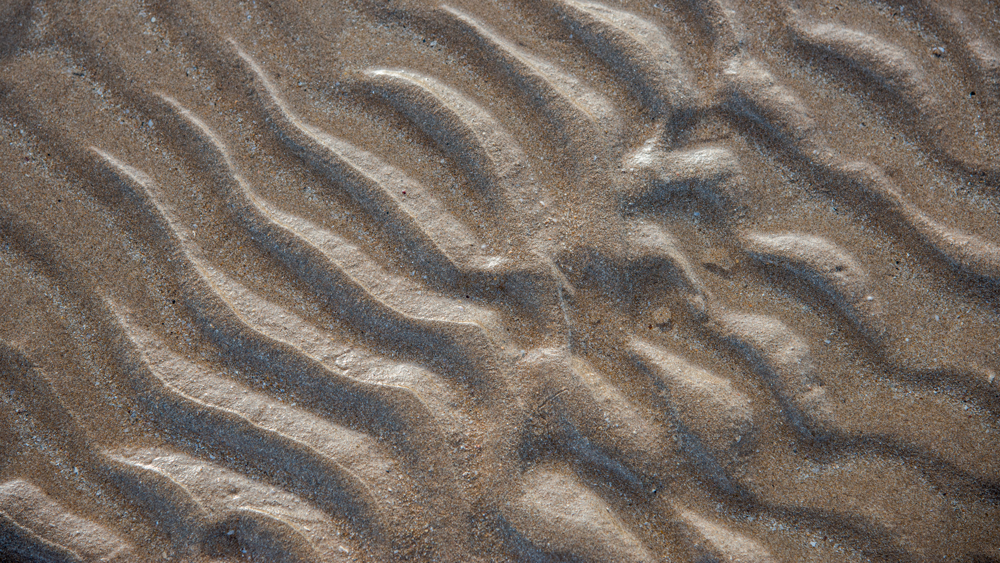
1 0 999 561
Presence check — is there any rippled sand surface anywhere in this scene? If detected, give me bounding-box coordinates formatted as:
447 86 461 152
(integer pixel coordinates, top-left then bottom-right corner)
1 1 999 561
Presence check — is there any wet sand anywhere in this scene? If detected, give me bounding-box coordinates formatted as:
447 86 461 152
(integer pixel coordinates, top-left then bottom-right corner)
1 0 999 561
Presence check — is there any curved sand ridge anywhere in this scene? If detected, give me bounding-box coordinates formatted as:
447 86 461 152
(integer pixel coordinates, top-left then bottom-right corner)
1 0 999 561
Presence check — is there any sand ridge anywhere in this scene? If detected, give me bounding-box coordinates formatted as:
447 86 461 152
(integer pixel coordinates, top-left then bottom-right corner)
0 0 999 561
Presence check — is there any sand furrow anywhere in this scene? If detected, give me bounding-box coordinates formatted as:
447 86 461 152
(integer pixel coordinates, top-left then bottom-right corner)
722 57 1000 283
359 68 527 209
440 5 622 145
92 146 504 393
742 232 887 339
630 339 753 481
714 311 837 441
557 0 701 128
789 16 997 176
232 46 514 282
0 480 134 563
108 449 357 562
2 0 998 560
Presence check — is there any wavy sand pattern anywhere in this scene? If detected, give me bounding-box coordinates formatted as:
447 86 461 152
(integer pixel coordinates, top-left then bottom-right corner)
1 0 999 561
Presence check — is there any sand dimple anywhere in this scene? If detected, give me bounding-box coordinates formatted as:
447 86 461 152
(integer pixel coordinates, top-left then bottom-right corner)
1 0 998 561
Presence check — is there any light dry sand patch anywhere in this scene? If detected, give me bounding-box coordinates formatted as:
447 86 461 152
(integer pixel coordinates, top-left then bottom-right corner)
0 0 999 561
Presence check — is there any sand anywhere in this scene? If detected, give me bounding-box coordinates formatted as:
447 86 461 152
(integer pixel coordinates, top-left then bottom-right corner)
1 0 999 561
